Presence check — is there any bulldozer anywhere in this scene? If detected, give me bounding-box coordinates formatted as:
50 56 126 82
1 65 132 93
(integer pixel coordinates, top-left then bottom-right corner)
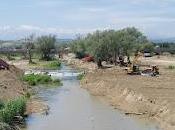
126 52 159 76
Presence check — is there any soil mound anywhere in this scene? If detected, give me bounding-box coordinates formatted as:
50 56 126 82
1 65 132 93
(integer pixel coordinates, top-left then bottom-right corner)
0 63 27 101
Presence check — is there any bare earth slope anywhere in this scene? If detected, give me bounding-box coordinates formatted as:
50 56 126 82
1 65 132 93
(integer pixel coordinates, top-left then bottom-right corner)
0 65 28 101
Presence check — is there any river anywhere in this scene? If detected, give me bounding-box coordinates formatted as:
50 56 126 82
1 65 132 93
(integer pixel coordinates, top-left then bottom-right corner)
24 66 160 130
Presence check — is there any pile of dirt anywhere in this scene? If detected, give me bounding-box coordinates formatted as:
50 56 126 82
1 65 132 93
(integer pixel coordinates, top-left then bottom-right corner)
63 54 97 72
0 65 28 101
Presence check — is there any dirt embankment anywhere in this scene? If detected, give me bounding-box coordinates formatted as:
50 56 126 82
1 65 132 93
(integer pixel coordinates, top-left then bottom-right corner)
0 60 49 115
63 54 175 130
0 65 27 101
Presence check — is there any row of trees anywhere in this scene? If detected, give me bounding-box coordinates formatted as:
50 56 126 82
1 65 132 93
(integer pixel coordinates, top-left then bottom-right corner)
70 27 154 66
153 42 175 55
24 35 56 63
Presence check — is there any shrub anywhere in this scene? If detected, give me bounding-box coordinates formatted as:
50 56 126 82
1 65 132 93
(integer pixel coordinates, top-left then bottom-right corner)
0 122 12 130
22 74 52 86
77 73 85 80
22 74 62 86
75 52 86 59
0 97 26 124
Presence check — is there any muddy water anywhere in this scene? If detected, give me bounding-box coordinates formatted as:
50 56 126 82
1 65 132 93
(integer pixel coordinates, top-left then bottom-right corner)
24 66 160 130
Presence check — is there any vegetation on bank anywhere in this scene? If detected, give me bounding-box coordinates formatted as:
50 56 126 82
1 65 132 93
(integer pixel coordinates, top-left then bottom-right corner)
43 60 61 69
29 59 61 70
0 97 26 125
69 27 175 68
22 74 62 86
70 27 153 67
77 73 85 80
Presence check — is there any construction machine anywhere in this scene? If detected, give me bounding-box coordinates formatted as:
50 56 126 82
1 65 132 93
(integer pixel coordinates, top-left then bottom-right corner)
126 52 159 76
141 65 159 76
126 52 142 75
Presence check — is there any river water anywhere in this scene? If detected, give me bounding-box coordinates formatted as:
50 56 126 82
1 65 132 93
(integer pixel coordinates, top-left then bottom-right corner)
24 66 160 130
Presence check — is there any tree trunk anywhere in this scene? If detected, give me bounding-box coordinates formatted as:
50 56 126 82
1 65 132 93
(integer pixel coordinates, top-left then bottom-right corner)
28 50 32 64
114 52 117 65
97 59 102 69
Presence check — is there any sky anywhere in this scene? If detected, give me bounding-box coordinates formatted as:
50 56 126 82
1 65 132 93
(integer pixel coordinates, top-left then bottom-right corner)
0 0 175 40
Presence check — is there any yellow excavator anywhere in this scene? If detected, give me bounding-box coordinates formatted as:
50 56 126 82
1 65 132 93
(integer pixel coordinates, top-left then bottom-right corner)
126 52 142 75
126 52 159 76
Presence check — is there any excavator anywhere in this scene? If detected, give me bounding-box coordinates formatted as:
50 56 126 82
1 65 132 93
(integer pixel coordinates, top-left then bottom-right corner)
126 52 159 76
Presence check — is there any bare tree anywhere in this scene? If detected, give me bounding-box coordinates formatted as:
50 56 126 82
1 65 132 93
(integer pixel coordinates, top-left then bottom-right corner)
24 34 35 63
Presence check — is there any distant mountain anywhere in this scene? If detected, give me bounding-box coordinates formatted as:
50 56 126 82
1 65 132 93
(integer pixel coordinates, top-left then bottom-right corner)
0 40 22 48
151 38 175 43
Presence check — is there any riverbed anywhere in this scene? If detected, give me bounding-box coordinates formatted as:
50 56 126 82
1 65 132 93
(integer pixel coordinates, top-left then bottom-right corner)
24 66 160 130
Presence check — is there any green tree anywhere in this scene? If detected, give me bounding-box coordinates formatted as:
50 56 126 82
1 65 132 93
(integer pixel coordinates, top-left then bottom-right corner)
70 27 149 68
36 35 56 61
118 27 148 62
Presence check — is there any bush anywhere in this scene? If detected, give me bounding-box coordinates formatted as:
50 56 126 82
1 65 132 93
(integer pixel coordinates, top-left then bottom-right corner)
0 122 12 130
22 74 62 86
0 97 26 124
22 74 52 86
75 52 86 59
77 73 85 80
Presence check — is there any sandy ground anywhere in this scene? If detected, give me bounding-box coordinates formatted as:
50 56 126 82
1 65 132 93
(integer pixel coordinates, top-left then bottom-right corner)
140 56 175 67
63 54 175 130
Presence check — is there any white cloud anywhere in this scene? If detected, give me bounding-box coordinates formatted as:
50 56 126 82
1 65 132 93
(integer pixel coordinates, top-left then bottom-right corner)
0 25 100 39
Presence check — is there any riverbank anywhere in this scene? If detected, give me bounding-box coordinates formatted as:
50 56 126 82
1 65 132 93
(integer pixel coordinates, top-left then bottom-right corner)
8 59 61 70
0 65 28 129
63 54 175 130
0 59 58 129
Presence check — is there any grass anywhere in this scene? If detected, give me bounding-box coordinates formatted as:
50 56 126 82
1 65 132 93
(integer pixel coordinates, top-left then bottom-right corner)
22 74 62 86
77 73 85 80
29 60 61 70
43 61 61 69
0 97 26 124
168 65 175 70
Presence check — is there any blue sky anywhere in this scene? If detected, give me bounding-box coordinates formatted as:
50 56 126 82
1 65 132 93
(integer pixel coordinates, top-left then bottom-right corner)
0 0 175 40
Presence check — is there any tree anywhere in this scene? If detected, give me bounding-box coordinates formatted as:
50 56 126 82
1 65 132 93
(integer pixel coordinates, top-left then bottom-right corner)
141 42 154 53
25 35 35 63
70 27 149 68
118 27 148 62
36 35 56 61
